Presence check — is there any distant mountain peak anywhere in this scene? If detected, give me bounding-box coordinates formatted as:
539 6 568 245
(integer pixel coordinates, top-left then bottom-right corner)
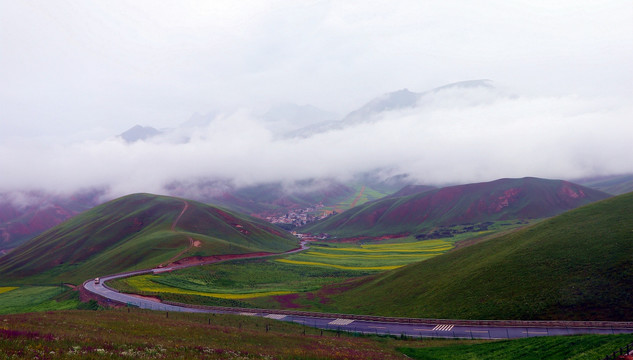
431 79 493 93
119 125 162 143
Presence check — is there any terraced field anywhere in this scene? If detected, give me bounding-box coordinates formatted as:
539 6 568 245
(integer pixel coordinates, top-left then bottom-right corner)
109 259 374 307
277 239 453 271
320 184 389 215
110 237 458 306
108 222 529 308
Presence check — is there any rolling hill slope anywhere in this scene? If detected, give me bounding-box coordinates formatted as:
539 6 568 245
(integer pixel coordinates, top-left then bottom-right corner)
301 177 610 238
317 191 633 321
0 190 102 254
575 173 633 195
0 193 298 285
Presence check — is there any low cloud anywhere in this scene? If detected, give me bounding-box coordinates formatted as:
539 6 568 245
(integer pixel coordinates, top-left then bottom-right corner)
1 87 631 199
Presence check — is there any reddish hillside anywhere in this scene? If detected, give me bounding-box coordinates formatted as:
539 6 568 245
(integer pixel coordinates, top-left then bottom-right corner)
301 177 611 238
0 190 102 253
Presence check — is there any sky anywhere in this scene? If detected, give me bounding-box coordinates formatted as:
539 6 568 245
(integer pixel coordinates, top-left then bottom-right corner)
1 1 632 197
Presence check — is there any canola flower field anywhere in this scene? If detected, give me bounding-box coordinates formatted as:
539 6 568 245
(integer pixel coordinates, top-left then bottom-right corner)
0 287 18 295
111 238 456 304
276 239 453 271
123 274 293 299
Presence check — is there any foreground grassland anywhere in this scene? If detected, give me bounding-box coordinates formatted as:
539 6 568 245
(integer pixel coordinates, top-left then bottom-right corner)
0 309 630 359
0 309 408 359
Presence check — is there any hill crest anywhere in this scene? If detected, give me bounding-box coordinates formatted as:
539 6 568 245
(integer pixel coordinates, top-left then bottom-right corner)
0 193 297 284
301 177 611 238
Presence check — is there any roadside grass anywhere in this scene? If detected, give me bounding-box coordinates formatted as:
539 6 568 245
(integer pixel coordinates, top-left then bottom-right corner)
0 309 408 359
399 333 633 360
0 286 86 314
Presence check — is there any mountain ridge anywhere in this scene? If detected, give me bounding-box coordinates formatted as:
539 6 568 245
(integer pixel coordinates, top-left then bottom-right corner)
301 177 611 238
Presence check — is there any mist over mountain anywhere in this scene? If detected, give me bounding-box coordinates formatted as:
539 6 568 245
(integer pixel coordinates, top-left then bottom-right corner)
287 80 498 138
0 79 631 202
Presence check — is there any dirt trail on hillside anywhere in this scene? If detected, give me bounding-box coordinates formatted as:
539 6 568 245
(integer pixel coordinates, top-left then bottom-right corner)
333 186 366 213
160 201 196 267
348 186 366 208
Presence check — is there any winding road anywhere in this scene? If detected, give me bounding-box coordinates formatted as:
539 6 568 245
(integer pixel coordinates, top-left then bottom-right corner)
84 202 633 339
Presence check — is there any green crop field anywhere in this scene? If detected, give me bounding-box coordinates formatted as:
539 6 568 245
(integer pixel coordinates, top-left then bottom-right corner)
109 228 519 307
0 286 94 314
277 239 454 270
399 334 633 360
110 258 374 306
109 237 458 304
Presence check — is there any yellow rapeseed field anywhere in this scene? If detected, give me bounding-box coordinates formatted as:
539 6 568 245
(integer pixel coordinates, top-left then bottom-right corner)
276 259 403 270
0 287 18 295
126 276 291 299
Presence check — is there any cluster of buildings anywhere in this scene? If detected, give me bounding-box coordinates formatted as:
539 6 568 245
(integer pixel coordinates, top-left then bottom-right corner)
265 203 334 228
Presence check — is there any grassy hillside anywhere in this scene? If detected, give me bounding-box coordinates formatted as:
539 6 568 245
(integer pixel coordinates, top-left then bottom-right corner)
0 189 102 253
577 173 633 195
302 177 610 238
310 192 633 320
0 193 297 285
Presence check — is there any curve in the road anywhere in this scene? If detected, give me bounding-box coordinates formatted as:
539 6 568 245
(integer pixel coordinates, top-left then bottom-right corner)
83 203 633 339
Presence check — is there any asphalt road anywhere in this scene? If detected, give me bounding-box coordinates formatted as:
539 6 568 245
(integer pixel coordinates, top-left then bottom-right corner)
84 270 633 340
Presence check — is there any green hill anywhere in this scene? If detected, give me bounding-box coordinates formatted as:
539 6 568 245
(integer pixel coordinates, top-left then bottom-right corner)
0 193 298 285
314 192 633 321
301 177 610 238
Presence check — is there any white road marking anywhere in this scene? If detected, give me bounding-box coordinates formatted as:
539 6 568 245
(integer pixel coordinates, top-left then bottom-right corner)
265 314 287 320
239 312 257 316
329 318 355 326
432 324 455 331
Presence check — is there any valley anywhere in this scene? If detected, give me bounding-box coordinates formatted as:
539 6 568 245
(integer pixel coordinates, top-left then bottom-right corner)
1 177 632 359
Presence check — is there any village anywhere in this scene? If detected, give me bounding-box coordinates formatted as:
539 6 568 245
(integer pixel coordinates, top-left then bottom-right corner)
265 203 337 228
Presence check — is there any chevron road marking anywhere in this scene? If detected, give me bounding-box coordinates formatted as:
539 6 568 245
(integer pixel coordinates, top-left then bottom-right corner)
329 319 355 326
432 324 455 331
264 314 287 320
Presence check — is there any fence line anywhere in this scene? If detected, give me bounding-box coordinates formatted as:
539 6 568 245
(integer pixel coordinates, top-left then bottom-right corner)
601 341 633 360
